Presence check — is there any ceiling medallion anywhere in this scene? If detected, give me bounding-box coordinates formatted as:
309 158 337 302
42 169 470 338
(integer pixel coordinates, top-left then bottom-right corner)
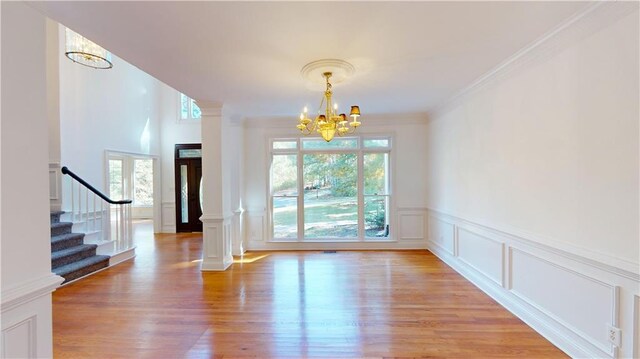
296 59 361 142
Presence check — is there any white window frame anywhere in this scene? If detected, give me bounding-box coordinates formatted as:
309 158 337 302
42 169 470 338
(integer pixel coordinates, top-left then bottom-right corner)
177 93 201 123
268 135 394 242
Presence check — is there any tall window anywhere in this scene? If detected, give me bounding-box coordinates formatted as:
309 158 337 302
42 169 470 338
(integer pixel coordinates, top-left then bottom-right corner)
270 137 391 241
133 159 153 206
180 93 201 120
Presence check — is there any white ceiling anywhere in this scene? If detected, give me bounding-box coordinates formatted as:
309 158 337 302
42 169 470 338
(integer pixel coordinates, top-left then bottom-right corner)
30 1 588 120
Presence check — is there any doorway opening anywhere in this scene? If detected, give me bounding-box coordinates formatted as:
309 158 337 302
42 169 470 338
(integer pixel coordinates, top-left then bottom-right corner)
106 152 159 239
174 144 203 232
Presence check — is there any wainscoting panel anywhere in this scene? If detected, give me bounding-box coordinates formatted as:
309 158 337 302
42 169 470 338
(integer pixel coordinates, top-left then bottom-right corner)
1 274 63 358
510 248 617 355
426 209 639 359
247 211 266 242
2 316 35 359
428 215 455 255
48 162 61 211
635 295 640 358
457 228 504 286
161 202 176 233
397 209 426 240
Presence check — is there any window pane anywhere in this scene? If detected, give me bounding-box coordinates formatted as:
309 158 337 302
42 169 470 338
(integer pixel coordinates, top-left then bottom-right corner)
178 149 202 158
303 153 358 238
180 94 189 120
180 165 188 223
273 140 297 150
273 197 297 238
363 138 389 148
364 153 388 195
133 159 153 206
191 99 202 119
365 196 389 238
301 138 357 150
108 159 123 200
271 154 297 196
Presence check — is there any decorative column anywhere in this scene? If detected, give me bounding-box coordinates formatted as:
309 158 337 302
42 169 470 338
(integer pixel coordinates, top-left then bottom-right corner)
196 100 233 271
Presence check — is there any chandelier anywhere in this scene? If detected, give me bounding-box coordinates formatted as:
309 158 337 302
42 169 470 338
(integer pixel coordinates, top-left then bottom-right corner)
296 71 361 142
65 28 113 69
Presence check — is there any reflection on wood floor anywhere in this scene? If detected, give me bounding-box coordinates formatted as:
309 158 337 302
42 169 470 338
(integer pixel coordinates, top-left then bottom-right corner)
53 224 566 358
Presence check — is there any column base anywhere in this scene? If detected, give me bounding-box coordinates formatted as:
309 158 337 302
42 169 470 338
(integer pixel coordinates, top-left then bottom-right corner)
200 214 234 272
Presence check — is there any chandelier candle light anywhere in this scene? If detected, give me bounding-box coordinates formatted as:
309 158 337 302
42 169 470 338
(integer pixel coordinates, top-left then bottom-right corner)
65 28 113 69
297 71 361 142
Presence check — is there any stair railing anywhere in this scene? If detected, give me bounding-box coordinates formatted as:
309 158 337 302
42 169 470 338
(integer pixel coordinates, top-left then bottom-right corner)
61 166 133 253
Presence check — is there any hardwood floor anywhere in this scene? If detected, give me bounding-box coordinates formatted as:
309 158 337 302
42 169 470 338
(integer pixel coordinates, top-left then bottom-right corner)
53 226 567 358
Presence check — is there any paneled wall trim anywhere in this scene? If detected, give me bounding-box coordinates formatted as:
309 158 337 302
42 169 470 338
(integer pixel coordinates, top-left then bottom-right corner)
426 209 639 358
1 274 64 358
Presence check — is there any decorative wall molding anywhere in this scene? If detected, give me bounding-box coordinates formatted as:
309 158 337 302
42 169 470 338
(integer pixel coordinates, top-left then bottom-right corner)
430 1 639 119
1 274 63 313
161 201 176 233
2 315 36 358
48 162 60 200
426 210 639 358
246 210 266 243
427 208 639 279
397 208 427 240
201 216 233 271
635 295 640 358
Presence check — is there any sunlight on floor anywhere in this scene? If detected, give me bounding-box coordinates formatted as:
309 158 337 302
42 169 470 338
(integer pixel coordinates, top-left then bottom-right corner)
234 253 270 264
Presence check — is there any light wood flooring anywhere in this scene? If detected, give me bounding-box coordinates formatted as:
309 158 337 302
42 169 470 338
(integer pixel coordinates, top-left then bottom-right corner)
53 224 566 358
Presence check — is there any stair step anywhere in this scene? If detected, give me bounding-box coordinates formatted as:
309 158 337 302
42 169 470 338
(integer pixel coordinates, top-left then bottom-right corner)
51 233 85 251
54 255 110 284
52 244 98 269
51 222 73 236
50 211 65 224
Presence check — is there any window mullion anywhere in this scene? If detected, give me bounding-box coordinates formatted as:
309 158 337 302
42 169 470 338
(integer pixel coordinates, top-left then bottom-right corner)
297 153 304 241
357 150 364 241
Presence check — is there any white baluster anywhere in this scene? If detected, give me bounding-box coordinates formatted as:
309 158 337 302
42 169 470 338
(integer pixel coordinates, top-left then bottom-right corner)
92 194 96 232
70 179 75 221
78 183 82 223
85 187 89 232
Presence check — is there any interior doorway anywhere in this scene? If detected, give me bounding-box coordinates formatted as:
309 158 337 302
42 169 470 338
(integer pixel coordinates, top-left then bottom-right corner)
106 151 160 235
174 144 203 232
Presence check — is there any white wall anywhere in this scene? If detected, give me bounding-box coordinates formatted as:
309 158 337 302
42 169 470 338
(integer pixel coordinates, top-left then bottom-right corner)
425 3 639 358
59 25 164 190
1 3 64 357
243 114 429 249
158 87 201 233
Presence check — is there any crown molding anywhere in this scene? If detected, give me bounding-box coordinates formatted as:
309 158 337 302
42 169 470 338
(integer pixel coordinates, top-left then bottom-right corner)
429 1 639 120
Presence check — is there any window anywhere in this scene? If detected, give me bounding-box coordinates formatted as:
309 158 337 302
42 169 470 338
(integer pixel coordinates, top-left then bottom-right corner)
108 159 124 201
270 137 391 241
133 159 153 206
180 93 201 120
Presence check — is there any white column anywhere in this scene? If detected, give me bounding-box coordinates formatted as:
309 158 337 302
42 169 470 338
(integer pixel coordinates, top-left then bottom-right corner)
1 3 65 358
197 101 233 271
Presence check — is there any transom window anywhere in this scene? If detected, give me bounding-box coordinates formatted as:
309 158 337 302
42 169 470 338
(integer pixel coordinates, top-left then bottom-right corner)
180 93 201 120
270 136 391 241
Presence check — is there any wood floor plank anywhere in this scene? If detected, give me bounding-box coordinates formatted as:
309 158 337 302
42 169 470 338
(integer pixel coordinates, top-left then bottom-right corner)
53 224 567 358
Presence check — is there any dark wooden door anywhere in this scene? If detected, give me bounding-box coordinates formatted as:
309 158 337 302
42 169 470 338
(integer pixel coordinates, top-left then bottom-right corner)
175 144 203 232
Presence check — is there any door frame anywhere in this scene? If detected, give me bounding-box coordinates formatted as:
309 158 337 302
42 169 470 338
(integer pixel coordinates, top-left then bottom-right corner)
174 143 203 232
104 150 161 234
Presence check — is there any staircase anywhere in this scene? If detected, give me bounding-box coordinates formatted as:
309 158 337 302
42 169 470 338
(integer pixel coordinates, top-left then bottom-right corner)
51 211 110 284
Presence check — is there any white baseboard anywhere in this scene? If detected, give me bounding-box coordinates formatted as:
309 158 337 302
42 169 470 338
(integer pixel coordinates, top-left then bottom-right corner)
109 247 136 266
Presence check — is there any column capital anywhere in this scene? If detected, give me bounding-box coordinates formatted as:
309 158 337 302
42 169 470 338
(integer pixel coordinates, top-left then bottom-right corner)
194 100 223 117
